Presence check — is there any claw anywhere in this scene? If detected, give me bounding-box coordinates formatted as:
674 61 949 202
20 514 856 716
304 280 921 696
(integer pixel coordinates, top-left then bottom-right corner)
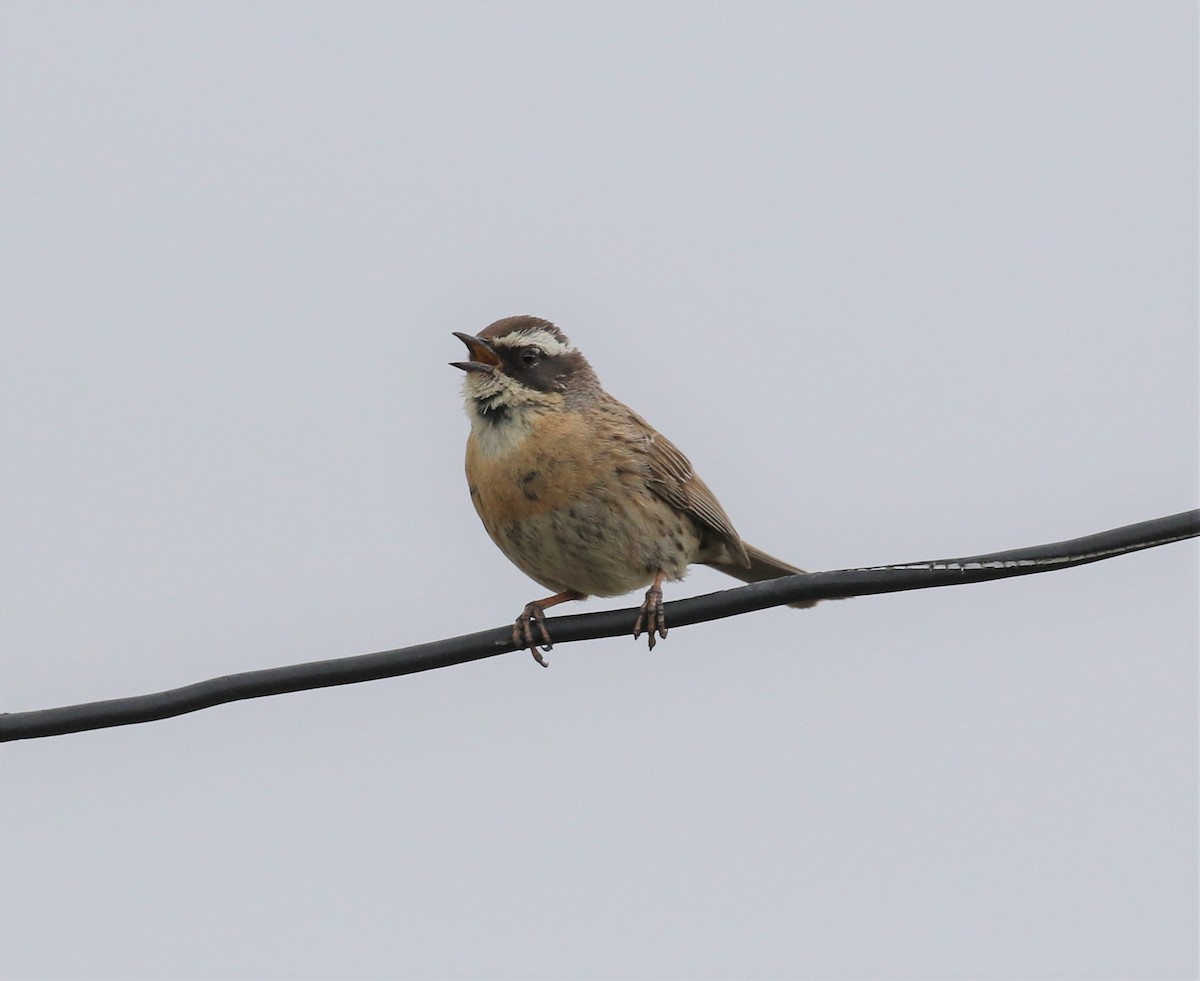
510 590 584 667
633 572 669 651
514 602 553 667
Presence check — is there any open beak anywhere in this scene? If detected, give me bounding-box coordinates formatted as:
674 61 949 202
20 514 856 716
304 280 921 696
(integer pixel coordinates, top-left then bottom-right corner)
451 331 501 372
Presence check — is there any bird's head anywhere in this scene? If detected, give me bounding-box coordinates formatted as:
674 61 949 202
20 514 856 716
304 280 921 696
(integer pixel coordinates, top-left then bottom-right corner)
452 316 600 423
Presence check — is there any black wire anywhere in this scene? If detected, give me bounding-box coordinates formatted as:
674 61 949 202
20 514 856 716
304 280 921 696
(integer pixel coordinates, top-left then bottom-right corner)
2 509 1196 743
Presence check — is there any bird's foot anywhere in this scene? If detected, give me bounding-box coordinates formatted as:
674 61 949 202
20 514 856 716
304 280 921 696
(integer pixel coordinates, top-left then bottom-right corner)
512 590 585 667
514 602 554 667
633 572 669 651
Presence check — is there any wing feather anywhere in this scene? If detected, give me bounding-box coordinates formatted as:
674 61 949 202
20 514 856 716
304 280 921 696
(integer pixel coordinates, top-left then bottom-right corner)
613 398 750 567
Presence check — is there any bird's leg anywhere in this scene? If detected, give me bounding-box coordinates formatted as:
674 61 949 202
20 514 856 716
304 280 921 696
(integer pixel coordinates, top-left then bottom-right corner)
633 569 669 651
514 590 585 667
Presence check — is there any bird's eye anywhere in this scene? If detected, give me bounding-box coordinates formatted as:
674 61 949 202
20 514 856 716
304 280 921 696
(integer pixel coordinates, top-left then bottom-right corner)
520 348 541 366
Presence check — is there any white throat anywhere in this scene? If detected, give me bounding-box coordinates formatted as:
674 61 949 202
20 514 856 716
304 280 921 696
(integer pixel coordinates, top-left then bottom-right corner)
468 401 537 458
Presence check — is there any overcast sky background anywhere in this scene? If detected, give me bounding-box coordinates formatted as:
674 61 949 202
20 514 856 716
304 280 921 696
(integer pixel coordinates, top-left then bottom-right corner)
1 2 1196 978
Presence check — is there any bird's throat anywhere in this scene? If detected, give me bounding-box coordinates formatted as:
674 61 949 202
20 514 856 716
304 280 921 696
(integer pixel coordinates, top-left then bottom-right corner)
469 400 536 459
474 395 510 423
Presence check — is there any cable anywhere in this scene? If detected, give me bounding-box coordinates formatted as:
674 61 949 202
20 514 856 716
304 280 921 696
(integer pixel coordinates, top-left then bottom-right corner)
1 509 1196 742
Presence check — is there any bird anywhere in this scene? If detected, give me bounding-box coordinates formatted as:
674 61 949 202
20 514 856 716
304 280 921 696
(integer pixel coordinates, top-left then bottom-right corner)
451 315 818 666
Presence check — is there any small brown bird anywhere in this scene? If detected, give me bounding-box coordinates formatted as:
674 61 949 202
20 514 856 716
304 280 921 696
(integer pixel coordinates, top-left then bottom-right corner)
452 315 817 665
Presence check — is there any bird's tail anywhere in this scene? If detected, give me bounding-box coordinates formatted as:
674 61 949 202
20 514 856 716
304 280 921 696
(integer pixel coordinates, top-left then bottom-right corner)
705 543 820 609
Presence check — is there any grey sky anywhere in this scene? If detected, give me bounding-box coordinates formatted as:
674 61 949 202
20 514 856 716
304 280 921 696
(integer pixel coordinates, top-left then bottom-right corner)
1 1 1196 978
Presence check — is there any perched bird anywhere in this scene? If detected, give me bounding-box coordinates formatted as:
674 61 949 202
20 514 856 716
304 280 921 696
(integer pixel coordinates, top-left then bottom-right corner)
452 315 817 665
